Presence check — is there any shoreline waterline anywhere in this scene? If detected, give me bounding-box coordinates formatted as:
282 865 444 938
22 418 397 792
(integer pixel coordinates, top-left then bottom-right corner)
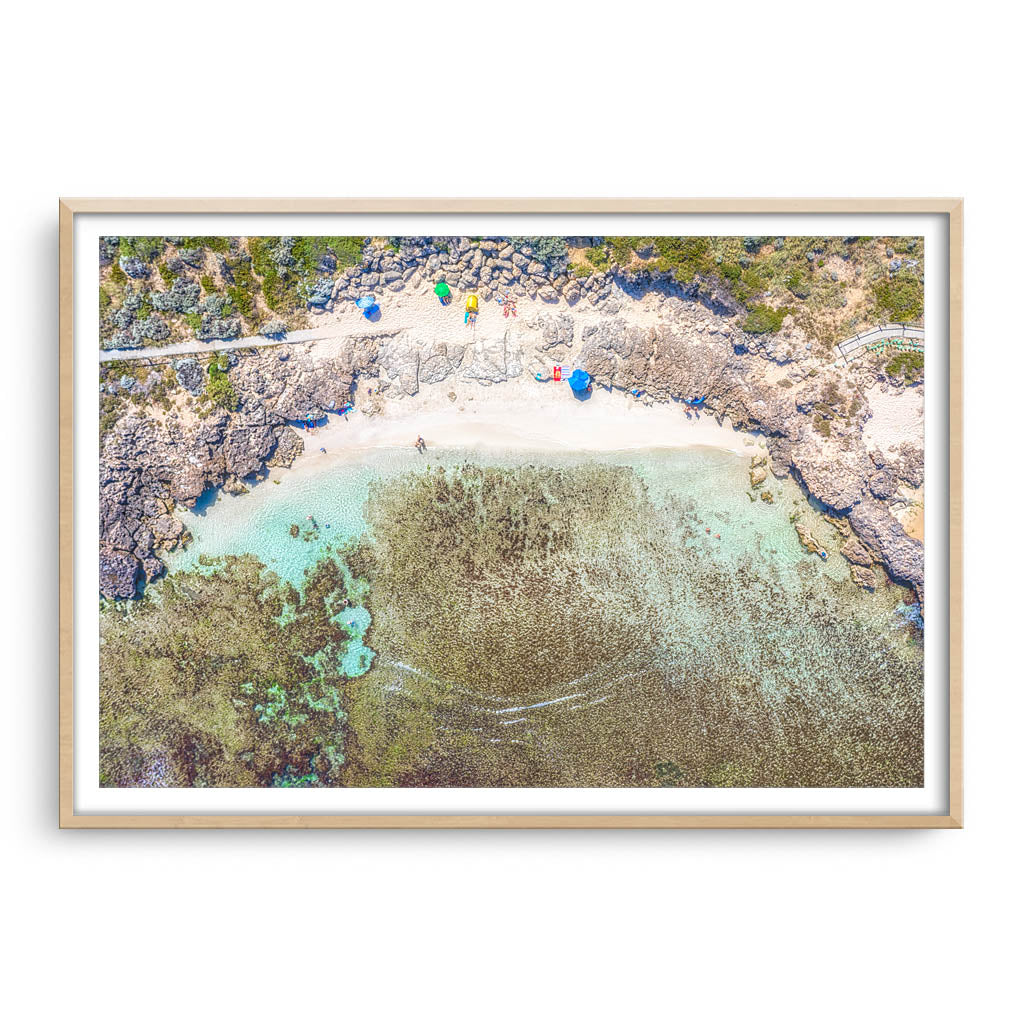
286 382 765 467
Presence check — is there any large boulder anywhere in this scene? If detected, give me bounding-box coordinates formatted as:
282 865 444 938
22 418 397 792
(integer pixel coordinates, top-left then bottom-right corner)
379 336 421 395
419 342 466 385
462 329 524 385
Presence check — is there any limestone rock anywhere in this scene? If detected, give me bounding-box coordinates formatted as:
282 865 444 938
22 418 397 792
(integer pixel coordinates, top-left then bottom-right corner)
841 536 874 567
794 522 824 556
849 563 877 590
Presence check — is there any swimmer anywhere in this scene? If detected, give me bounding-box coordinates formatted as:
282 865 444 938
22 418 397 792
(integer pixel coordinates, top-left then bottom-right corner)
320 447 326 454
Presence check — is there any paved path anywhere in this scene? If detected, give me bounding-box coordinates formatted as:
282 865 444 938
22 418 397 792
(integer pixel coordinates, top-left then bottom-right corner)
102 319 926 367
834 323 925 364
98 325 349 363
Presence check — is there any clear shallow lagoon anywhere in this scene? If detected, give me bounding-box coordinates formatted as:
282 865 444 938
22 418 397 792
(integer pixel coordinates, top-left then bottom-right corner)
169 445 897 612
164 445 924 787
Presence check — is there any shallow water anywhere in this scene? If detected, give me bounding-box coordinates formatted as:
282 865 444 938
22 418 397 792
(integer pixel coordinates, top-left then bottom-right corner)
164 445 923 787
169 445 898 617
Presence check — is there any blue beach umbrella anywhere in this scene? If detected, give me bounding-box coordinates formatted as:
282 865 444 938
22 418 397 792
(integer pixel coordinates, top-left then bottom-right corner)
567 368 591 391
355 295 379 319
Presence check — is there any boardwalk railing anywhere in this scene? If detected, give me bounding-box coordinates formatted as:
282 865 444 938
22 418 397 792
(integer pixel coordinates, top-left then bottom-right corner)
835 323 925 363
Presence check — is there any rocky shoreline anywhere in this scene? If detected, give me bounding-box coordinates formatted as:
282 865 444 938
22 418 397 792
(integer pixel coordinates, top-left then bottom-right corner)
99 240 924 608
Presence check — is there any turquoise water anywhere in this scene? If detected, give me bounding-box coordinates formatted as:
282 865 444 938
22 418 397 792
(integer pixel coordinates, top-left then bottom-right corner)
162 444 923 786
168 444 907 623
166 444 914 678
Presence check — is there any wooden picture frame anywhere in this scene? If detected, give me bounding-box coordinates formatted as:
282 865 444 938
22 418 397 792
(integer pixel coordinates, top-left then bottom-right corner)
60 198 963 828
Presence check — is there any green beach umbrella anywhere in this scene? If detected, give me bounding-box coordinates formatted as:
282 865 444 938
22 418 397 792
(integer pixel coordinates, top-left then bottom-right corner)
434 281 451 298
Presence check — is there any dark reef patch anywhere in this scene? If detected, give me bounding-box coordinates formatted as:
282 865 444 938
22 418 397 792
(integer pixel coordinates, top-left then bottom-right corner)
341 463 923 788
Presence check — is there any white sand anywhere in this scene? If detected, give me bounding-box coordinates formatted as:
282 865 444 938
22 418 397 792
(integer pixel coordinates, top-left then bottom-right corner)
863 383 924 454
292 275 762 465
293 373 760 465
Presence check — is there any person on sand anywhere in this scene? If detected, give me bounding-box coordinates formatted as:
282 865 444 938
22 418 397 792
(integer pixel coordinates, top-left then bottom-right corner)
415 435 426 453
434 281 452 306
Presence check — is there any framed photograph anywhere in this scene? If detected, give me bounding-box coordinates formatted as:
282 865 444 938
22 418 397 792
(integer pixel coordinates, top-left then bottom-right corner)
59 198 962 828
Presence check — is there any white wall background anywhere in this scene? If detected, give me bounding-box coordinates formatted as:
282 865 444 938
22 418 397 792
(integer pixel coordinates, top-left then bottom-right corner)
3 1 1018 1020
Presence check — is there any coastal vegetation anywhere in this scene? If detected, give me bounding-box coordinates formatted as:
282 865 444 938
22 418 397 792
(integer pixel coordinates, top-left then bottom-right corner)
205 356 238 411
98 234 923 359
99 235 367 351
743 304 791 334
564 234 924 345
885 350 925 382
872 269 924 322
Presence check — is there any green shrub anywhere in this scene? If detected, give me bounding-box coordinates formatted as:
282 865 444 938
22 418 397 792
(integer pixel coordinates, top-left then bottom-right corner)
812 413 831 437
651 236 713 283
743 304 789 334
885 350 924 382
785 269 811 298
607 237 636 265
227 284 256 321
157 262 175 286
200 274 215 292
584 246 609 270
604 237 656 266
721 262 742 281
99 405 121 438
569 262 591 279
206 362 237 410
109 262 127 286
99 287 111 313
181 236 230 253
118 237 164 262
872 272 923 322
740 267 766 292
291 236 365 273
248 237 289 312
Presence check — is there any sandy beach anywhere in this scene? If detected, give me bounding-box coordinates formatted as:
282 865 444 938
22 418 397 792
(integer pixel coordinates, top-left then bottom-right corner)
285 280 763 462
309 280 668 358
289 372 762 466
862 383 924 455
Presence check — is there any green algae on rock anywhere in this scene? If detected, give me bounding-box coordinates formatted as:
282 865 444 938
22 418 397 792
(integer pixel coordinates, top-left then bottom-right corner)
339 461 923 789
104 452 923 789
99 554 356 787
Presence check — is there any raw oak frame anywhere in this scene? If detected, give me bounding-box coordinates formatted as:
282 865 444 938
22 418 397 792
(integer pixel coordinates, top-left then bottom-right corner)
59 197 964 829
